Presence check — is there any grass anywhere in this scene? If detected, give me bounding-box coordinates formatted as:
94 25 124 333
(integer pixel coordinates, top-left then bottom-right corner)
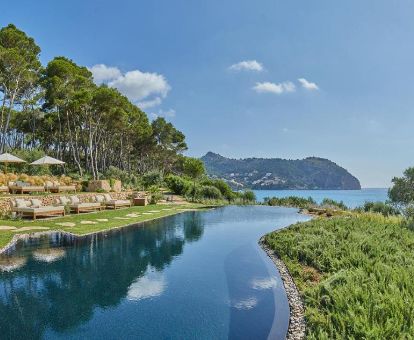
264 213 414 339
0 203 209 250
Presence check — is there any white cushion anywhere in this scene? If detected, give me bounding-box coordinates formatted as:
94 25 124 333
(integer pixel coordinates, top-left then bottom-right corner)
30 199 42 208
95 195 105 203
103 194 112 202
70 196 80 204
60 196 71 205
15 199 29 208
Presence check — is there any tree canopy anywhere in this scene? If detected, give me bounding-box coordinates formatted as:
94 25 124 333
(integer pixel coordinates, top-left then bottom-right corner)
0 24 187 179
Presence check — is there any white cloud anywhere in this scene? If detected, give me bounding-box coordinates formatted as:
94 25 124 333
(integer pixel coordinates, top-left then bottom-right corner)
150 108 176 120
89 64 121 84
233 297 258 310
89 64 170 107
127 270 166 301
109 70 170 102
253 81 296 94
298 78 319 91
251 277 277 290
137 97 162 109
229 60 263 72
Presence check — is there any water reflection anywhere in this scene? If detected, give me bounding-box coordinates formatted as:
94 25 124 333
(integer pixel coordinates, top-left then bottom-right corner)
0 212 204 339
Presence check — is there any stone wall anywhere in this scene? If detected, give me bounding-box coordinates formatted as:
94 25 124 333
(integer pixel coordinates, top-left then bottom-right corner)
0 191 140 215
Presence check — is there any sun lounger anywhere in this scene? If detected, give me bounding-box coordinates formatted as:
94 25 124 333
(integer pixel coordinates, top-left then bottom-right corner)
57 196 103 214
45 181 76 193
95 194 131 209
11 198 64 220
9 181 45 194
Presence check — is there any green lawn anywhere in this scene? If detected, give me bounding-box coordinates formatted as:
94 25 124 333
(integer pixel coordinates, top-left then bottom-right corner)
264 214 414 339
0 203 209 250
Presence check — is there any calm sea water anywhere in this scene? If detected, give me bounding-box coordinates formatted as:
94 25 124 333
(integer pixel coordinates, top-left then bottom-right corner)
253 188 389 208
0 206 309 340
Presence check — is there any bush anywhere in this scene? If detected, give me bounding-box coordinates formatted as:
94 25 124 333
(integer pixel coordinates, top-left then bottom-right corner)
241 190 256 203
165 174 192 195
103 166 141 189
148 185 164 204
265 196 316 209
201 178 234 201
320 198 348 210
142 170 163 189
199 185 222 200
360 201 400 217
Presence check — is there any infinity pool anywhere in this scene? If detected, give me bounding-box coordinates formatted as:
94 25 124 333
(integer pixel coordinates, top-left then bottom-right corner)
0 206 309 339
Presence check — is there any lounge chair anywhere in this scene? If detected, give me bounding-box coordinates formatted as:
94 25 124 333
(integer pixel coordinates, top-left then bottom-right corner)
9 181 45 194
45 181 76 193
0 185 9 193
57 196 103 214
11 198 64 220
95 194 131 209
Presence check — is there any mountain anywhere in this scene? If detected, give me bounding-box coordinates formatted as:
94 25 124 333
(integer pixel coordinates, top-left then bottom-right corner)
200 152 361 190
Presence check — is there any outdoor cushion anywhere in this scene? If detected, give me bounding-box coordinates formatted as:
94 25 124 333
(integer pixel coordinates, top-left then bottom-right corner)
59 197 71 205
45 181 53 187
71 202 101 208
106 199 130 205
30 199 42 208
103 194 112 202
15 199 29 208
95 195 105 203
70 196 80 204
16 206 64 213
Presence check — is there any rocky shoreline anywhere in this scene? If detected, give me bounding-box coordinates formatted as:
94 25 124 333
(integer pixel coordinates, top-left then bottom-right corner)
259 237 306 340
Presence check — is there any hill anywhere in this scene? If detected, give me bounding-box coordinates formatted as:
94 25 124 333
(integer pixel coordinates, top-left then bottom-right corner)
200 152 361 190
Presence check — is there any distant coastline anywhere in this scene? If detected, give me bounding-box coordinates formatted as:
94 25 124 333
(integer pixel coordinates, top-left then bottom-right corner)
201 152 361 190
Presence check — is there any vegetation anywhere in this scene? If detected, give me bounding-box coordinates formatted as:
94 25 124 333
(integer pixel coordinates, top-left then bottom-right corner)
356 201 400 217
264 196 316 209
201 151 361 190
0 24 186 180
263 166 414 338
389 167 414 218
320 198 348 210
264 214 414 339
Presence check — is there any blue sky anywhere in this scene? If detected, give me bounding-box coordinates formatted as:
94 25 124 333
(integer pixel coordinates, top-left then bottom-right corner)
3 0 414 187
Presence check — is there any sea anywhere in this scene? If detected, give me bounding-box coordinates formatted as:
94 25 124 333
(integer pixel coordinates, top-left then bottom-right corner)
253 188 389 209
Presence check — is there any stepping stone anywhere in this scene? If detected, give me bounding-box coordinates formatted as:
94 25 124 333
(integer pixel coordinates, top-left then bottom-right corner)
0 226 17 230
12 226 49 232
80 221 97 225
96 219 109 222
126 213 139 217
56 222 76 227
142 212 153 215
114 217 130 220
161 208 173 211
148 210 161 213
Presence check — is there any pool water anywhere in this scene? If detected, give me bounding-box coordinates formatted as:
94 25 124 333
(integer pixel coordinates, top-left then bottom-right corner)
0 206 309 340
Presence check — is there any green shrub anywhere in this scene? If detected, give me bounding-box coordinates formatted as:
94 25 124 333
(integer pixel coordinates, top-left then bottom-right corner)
148 185 163 204
103 166 141 189
264 196 316 209
165 174 192 195
320 198 348 210
142 170 163 189
360 201 400 216
265 214 413 338
241 190 256 203
199 185 222 200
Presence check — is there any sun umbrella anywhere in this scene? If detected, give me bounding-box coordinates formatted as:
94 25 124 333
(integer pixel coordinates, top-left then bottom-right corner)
30 156 65 165
0 152 26 173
